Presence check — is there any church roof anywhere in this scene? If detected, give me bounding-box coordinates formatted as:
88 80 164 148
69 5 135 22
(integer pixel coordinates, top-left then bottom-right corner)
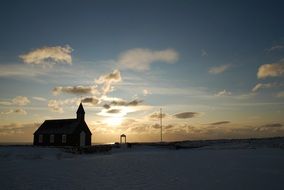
77 103 85 114
34 119 81 134
34 103 92 135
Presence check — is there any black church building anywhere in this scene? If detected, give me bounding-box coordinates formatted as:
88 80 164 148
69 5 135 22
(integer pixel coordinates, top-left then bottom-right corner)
33 103 92 147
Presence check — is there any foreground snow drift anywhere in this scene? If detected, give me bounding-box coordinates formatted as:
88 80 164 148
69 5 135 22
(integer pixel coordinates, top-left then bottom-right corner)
1 146 284 190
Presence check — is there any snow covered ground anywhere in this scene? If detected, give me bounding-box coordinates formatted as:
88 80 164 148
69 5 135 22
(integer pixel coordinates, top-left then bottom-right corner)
1 143 284 190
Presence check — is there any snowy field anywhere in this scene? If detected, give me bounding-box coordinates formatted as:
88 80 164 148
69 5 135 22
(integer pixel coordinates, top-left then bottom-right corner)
1 141 284 190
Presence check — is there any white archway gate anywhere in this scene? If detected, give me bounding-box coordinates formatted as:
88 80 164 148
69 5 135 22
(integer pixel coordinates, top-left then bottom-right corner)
120 134 126 144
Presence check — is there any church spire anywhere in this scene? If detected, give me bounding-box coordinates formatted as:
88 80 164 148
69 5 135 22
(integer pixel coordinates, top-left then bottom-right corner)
76 103 85 121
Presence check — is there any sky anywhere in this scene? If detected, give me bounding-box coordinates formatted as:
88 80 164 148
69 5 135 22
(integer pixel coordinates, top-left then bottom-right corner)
0 0 284 143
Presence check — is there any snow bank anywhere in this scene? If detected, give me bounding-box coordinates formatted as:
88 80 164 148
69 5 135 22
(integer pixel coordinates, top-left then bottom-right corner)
1 145 284 190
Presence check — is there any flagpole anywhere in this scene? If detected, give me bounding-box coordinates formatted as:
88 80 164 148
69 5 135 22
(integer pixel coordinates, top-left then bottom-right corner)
160 108 162 142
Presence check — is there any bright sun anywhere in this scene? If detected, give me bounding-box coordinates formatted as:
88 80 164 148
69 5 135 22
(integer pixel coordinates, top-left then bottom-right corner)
105 117 124 126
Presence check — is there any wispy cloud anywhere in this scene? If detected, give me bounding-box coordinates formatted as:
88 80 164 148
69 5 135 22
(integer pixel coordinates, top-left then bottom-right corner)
209 64 231 74
98 97 148 118
143 89 151 96
148 111 199 120
0 123 39 135
53 85 99 96
257 59 284 79
207 121 230 126
19 45 73 65
32 97 47 102
48 97 98 113
255 123 283 132
173 112 199 119
100 95 124 102
0 96 30 106
97 105 146 117
252 83 283 92
49 70 124 112
95 69 122 95
215 89 232 96
149 112 167 119
103 99 143 109
12 96 30 106
48 100 64 113
106 109 121 114
0 64 47 78
103 104 111 109
0 108 27 115
52 70 121 97
118 48 179 71
47 98 79 113
233 92 256 100
265 45 284 52
82 97 100 105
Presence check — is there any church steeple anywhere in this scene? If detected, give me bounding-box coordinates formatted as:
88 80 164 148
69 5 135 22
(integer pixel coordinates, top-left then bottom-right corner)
76 103 85 121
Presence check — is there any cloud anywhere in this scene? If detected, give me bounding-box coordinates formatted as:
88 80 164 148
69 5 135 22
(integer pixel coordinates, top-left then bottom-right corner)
257 59 284 79
97 106 138 117
81 97 99 105
52 70 121 98
13 108 27 115
207 121 230 126
128 125 150 134
118 48 179 71
32 97 47 101
48 97 98 112
233 92 256 100
105 99 143 108
98 97 150 117
0 108 27 115
209 64 231 74
48 99 79 113
107 109 121 114
0 123 39 135
100 95 124 102
103 104 111 109
0 64 46 78
261 123 283 128
19 45 73 65
149 111 199 120
173 112 199 119
93 119 284 140
255 123 283 131
149 112 167 119
276 91 284 98
95 70 122 95
151 123 161 129
143 89 151 96
266 45 284 52
0 100 12 106
252 83 283 92
127 123 198 135
48 100 63 113
12 96 30 106
0 123 24 135
0 96 30 106
215 89 232 96
53 85 99 96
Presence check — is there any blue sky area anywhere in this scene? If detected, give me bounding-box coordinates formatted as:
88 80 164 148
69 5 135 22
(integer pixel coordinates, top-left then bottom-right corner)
0 0 284 143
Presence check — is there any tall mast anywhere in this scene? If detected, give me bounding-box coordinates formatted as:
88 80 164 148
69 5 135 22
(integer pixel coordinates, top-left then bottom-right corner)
160 108 163 142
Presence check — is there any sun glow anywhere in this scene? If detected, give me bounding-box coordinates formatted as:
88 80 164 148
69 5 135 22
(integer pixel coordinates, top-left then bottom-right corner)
105 117 124 126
